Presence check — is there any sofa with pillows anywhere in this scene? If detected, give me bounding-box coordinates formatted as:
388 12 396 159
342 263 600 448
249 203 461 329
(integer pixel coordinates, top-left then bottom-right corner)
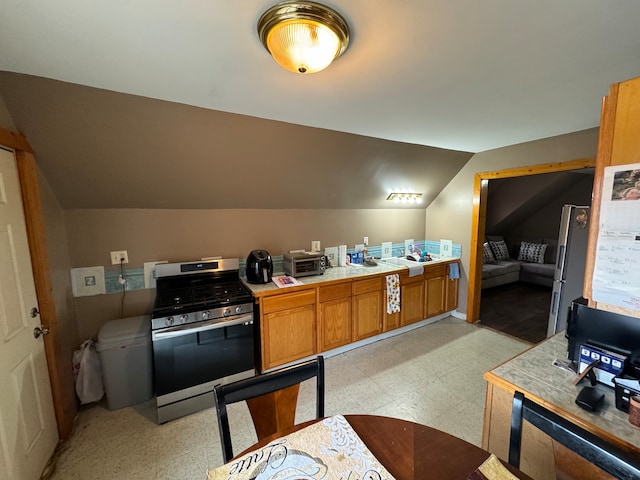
481 236 556 289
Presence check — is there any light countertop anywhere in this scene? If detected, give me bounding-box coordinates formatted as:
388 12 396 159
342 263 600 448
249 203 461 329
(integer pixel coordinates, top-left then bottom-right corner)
485 333 640 451
243 257 459 296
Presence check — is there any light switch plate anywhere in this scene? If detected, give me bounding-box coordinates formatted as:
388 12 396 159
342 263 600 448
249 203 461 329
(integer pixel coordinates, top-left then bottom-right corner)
324 246 338 267
440 239 453 258
381 242 392 258
110 250 128 265
404 239 414 255
71 266 106 297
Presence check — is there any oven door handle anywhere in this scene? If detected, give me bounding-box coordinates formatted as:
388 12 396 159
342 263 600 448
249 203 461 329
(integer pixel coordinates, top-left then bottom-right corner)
152 315 253 340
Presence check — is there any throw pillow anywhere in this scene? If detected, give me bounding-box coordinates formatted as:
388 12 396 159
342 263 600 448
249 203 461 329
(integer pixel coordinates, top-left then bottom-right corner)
489 240 510 261
483 243 496 264
518 242 547 264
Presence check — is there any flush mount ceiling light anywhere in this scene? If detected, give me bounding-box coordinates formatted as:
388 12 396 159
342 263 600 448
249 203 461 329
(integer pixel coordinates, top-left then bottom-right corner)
257 1 350 74
387 193 423 204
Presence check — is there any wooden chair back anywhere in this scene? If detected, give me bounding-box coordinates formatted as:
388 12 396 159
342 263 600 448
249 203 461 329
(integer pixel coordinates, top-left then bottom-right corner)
213 356 324 462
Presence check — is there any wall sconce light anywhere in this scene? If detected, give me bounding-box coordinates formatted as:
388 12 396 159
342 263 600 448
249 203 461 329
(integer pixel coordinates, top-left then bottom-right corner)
257 1 350 74
386 193 423 204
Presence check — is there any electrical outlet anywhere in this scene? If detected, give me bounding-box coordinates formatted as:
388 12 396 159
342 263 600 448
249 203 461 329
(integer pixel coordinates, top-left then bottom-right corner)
364 236 368 246
312 240 321 252
110 250 129 265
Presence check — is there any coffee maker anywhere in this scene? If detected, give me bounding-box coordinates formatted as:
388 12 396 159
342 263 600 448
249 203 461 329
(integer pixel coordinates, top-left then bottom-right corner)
245 250 273 284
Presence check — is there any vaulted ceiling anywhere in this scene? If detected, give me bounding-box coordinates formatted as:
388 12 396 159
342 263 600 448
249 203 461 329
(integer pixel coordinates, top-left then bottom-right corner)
1 1 638 209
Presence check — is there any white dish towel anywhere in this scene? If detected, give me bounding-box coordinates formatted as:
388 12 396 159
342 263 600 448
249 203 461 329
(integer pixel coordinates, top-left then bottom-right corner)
386 274 400 314
407 263 424 277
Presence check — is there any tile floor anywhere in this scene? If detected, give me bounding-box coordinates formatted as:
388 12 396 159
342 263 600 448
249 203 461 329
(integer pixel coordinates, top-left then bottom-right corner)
49 317 529 480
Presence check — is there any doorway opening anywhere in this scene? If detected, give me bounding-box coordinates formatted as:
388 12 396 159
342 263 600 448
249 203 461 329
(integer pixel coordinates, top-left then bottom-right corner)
466 159 596 342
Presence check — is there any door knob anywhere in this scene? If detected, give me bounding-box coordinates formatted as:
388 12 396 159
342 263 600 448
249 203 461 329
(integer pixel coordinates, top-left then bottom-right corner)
30 307 40 318
33 326 50 338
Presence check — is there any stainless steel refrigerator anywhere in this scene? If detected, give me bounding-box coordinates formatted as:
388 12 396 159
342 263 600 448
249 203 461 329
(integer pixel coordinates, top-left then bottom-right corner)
547 205 590 336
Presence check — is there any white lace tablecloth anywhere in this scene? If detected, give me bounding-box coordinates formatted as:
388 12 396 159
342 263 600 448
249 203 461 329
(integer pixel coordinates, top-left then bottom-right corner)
208 415 395 480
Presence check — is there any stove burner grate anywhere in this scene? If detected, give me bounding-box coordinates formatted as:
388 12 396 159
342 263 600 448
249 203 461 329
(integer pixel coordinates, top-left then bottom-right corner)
153 280 252 315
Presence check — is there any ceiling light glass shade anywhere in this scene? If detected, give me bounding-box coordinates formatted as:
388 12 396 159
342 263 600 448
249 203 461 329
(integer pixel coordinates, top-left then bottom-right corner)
266 20 340 73
258 2 350 74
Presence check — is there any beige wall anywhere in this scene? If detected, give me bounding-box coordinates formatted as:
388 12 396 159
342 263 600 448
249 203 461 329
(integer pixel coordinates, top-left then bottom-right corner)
38 170 78 347
0 95 17 131
425 128 600 316
66 208 426 338
74 289 155 341
37 168 79 422
504 174 593 241
66 126 601 336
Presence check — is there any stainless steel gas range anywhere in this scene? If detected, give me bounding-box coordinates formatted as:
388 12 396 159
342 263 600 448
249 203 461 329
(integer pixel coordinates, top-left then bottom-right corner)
151 258 257 424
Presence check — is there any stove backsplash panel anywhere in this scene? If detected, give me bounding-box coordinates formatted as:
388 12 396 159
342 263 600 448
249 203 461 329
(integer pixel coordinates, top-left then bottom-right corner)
71 239 462 298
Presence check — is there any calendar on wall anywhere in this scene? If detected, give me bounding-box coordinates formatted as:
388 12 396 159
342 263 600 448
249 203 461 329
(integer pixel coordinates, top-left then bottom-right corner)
592 163 640 310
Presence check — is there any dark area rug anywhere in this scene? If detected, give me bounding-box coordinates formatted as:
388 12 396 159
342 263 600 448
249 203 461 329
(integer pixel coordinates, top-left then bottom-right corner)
479 282 552 344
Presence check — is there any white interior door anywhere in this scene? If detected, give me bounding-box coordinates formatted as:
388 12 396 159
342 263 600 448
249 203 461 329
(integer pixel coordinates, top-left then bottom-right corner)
0 148 58 479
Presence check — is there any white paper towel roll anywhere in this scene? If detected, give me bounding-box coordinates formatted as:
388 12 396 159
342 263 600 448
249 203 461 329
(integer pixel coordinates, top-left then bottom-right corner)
338 245 347 266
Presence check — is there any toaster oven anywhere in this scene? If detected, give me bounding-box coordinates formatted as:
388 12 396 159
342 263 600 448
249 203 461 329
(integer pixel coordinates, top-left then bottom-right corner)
283 252 326 277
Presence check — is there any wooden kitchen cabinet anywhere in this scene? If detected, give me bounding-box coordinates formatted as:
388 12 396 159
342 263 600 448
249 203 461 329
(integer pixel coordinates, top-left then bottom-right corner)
256 259 460 370
482 334 637 480
382 274 401 332
352 278 383 341
445 263 459 312
400 274 425 326
425 264 446 318
318 282 352 351
261 289 317 370
384 309 401 332
584 76 640 319
384 299 401 332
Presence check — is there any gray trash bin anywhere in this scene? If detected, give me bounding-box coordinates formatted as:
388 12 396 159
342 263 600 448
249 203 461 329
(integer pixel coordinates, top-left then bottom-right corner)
97 315 153 410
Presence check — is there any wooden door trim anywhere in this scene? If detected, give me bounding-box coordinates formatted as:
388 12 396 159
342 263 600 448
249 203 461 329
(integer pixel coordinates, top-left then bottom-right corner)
584 87 617 302
0 128 32 153
466 158 596 323
0 127 75 439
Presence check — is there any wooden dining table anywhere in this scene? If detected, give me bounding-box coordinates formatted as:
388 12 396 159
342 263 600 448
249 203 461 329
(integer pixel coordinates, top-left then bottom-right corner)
236 414 532 479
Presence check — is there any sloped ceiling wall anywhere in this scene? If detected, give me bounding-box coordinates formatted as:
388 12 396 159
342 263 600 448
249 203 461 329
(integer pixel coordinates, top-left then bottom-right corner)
0 72 473 210
486 171 595 241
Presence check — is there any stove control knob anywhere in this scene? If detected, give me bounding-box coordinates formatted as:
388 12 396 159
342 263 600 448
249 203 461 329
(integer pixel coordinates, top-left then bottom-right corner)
166 317 174 326
180 315 188 324
235 306 243 314
223 308 231 317
202 311 210 320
